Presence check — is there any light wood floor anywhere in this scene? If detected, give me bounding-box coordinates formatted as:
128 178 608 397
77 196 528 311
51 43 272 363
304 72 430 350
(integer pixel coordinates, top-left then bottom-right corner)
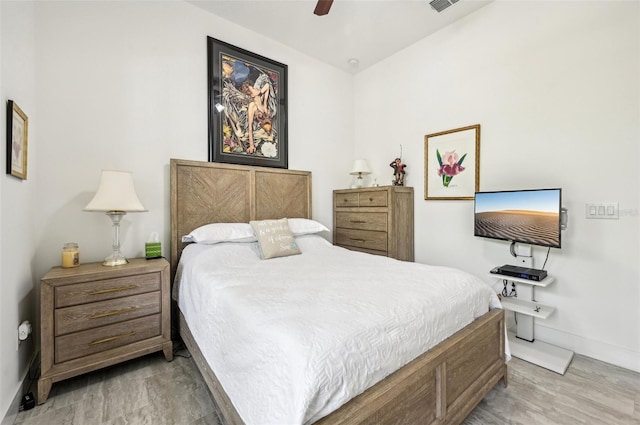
15 348 640 425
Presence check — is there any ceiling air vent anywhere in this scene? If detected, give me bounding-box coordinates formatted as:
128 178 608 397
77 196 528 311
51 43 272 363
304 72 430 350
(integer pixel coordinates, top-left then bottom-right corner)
429 0 459 13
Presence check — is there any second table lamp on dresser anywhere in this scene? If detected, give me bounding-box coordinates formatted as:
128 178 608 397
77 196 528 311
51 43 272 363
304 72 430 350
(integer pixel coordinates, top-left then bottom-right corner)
84 169 147 266
350 159 371 188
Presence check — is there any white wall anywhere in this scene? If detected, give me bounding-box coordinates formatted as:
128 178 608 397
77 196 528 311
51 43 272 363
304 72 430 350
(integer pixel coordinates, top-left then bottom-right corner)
32 0 352 275
354 1 639 371
1 0 353 421
0 1 38 423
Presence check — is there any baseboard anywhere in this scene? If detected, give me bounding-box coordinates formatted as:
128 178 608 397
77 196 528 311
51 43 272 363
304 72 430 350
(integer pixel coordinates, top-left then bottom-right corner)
534 324 640 373
1 352 39 425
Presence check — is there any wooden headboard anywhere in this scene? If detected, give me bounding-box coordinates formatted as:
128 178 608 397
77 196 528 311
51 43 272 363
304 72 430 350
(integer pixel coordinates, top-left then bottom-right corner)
170 159 312 275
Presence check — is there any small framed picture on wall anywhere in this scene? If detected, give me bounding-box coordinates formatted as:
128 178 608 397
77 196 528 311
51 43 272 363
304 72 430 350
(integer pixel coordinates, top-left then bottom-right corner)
6 100 29 180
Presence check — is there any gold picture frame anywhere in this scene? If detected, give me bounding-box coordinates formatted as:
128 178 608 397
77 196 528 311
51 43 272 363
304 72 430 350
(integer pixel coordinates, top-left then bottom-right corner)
6 100 28 180
424 124 480 200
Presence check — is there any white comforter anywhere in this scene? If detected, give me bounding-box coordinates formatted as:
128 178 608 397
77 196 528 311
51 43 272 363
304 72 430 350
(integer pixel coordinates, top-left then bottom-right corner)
175 235 502 425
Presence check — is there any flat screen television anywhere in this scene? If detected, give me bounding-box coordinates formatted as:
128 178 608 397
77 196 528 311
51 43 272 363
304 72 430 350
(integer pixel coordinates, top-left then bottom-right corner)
474 188 562 249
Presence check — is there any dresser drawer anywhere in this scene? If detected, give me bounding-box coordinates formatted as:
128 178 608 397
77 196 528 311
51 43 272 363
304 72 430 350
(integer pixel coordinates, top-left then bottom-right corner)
335 212 387 231
335 192 359 207
335 228 387 252
55 272 161 308
55 291 161 336
358 191 388 207
335 190 388 208
55 314 161 363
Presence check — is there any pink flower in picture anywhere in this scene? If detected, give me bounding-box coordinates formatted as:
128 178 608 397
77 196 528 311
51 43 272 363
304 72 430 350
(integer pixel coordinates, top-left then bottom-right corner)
436 149 467 187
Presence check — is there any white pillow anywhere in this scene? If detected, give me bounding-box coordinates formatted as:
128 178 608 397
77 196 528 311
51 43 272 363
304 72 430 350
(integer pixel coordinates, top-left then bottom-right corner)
182 223 257 244
287 218 329 236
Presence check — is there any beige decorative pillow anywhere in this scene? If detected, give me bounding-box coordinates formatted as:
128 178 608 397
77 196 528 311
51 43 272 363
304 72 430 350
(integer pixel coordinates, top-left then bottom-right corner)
250 218 301 259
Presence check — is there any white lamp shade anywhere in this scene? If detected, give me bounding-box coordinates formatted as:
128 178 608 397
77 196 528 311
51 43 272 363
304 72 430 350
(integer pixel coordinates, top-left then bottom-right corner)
350 159 372 175
84 170 147 212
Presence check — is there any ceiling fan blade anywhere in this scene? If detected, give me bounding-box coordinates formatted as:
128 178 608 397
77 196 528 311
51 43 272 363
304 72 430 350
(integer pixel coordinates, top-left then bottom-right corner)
314 0 334 16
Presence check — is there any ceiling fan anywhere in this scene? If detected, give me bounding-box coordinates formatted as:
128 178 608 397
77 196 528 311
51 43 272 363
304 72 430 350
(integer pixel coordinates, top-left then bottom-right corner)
314 0 460 16
314 0 334 16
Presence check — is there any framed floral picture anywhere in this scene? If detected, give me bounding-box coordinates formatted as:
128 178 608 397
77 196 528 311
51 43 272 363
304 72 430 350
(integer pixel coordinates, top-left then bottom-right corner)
6 100 28 180
207 37 288 169
424 124 480 200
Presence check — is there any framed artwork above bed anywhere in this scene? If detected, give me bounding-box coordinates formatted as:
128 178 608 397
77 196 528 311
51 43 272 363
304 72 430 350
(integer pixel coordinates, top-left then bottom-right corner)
207 37 288 169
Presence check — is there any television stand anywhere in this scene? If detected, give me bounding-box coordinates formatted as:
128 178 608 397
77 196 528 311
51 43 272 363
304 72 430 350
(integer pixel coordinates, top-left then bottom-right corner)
489 271 574 375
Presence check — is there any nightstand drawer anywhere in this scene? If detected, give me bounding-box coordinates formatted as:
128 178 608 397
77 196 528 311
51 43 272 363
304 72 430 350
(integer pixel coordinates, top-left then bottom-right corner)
335 228 387 252
55 291 161 336
335 212 387 231
55 314 161 363
55 272 161 308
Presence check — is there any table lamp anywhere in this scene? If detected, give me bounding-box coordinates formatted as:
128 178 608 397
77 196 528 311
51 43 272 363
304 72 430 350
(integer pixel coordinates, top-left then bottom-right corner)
84 170 147 266
350 159 371 188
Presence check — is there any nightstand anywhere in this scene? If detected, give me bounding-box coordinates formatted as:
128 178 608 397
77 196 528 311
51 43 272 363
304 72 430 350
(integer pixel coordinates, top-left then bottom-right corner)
38 258 173 404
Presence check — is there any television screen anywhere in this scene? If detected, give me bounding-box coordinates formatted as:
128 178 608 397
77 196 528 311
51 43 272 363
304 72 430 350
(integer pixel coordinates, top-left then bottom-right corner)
474 188 562 248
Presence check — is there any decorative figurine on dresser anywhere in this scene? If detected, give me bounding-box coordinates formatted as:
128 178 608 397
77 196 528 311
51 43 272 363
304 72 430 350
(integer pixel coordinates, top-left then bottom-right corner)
390 157 406 186
38 258 173 404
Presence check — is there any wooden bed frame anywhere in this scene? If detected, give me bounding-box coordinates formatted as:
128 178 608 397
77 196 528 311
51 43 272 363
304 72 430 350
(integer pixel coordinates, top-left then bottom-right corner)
170 159 507 425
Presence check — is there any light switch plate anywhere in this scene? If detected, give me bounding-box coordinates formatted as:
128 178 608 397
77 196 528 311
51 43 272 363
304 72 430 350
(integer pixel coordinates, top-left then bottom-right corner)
585 202 618 219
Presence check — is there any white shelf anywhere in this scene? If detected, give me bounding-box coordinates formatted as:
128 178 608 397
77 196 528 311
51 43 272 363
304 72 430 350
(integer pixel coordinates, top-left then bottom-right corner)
488 272 555 287
500 297 555 319
491 268 575 374
508 331 574 375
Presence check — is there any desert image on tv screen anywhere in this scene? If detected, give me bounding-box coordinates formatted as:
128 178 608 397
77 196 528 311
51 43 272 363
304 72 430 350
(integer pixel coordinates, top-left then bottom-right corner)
475 190 560 247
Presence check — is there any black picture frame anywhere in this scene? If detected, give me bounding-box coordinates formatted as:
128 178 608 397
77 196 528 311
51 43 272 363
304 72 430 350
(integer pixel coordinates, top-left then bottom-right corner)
6 100 28 180
207 37 288 169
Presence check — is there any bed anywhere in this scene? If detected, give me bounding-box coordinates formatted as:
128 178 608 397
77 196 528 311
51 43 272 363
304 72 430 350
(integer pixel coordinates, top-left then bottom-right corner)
170 159 507 425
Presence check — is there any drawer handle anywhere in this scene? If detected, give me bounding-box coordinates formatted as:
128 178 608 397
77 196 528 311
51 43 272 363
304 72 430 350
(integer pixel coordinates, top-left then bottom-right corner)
350 238 366 242
90 307 137 319
368 198 373 202
89 331 136 346
88 285 137 295
350 220 366 224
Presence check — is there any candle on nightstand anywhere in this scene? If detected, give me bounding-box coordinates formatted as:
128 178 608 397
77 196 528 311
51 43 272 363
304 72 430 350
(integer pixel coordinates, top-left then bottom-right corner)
61 243 80 268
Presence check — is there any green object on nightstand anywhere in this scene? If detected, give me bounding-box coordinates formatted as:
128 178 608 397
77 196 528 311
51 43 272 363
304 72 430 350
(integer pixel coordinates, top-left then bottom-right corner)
145 242 161 259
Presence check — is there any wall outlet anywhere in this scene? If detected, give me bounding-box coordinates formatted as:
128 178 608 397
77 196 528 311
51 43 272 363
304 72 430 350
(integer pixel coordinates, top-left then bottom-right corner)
18 321 32 344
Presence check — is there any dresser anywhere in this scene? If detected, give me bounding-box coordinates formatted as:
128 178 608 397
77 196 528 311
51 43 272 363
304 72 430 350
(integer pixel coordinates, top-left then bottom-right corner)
333 186 414 261
38 258 173 404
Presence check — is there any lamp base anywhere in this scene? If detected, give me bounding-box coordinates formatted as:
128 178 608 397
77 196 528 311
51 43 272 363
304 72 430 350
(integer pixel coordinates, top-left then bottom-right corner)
103 253 129 267
103 211 129 266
